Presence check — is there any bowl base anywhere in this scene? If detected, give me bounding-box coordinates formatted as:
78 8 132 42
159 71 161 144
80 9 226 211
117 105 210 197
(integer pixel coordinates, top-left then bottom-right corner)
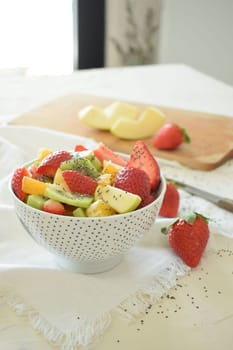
55 254 123 274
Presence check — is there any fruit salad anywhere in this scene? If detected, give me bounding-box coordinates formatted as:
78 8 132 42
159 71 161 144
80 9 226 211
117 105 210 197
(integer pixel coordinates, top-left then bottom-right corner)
11 140 161 217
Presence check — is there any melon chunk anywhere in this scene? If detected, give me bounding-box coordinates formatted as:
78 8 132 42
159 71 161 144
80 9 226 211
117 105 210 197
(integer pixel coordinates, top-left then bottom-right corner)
103 101 138 127
110 107 165 140
79 105 110 130
79 101 139 130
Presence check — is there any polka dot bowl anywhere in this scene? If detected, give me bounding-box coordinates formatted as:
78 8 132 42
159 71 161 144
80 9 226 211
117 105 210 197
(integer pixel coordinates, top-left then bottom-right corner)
9 169 166 274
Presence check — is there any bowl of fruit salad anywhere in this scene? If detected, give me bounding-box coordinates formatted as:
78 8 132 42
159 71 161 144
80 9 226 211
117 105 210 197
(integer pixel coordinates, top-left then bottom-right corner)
9 140 166 274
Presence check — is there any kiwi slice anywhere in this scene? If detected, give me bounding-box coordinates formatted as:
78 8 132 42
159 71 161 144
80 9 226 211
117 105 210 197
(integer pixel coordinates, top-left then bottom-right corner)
73 207 86 217
60 157 100 178
27 194 47 210
74 150 102 172
44 185 93 208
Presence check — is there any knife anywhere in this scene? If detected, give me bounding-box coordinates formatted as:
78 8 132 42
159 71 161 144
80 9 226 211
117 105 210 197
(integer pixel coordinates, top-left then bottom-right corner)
166 178 233 213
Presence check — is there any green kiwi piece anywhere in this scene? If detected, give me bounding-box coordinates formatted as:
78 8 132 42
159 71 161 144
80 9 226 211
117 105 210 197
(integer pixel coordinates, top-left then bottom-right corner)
73 207 86 217
44 185 93 208
74 150 102 171
27 194 47 210
39 175 53 183
60 157 100 178
87 153 102 171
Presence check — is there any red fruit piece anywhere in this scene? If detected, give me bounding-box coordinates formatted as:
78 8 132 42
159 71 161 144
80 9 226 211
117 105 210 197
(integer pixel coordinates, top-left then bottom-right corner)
74 144 88 152
93 142 127 166
127 140 160 191
115 167 152 208
140 194 155 208
159 182 180 218
37 150 72 177
43 199 66 215
62 170 98 195
12 167 30 201
152 123 191 150
164 212 209 268
28 164 41 179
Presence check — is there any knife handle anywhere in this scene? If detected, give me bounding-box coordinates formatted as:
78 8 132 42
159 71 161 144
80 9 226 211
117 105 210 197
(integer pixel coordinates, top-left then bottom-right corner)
217 198 233 213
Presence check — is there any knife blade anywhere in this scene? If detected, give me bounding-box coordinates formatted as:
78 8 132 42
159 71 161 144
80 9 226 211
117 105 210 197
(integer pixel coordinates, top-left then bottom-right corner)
166 178 233 213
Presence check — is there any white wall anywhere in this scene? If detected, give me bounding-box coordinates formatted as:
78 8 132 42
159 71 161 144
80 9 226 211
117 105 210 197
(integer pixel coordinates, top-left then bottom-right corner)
158 0 233 86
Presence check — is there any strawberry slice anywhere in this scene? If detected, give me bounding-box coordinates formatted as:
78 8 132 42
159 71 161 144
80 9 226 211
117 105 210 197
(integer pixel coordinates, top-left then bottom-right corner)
62 170 98 195
115 167 152 208
37 150 72 177
127 140 160 191
74 144 88 152
159 182 180 218
43 199 66 215
12 167 30 201
93 142 127 166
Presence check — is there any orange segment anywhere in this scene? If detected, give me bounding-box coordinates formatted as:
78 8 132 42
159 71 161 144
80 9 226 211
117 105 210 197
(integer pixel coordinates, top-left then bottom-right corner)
22 176 48 195
37 148 53 162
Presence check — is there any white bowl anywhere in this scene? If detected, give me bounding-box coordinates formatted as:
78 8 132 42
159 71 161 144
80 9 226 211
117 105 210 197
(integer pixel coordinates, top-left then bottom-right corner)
9 166 166 274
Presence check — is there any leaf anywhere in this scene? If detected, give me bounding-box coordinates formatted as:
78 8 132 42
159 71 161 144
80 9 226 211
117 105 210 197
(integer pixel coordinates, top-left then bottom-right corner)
161 227 168 235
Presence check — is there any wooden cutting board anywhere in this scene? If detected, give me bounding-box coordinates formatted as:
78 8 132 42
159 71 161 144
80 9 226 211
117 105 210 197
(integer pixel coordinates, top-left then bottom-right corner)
10 94 233 170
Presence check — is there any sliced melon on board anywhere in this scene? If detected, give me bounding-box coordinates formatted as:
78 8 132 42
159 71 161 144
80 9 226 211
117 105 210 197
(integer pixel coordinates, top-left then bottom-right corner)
78 105 109 130
79 101 139 130
103 101 139 128
110 107 165 140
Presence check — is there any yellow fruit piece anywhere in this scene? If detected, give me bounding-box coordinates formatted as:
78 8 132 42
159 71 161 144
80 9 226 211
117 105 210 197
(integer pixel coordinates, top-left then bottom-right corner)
37 148 53 162
97 174 115 187
101 185 141 213
79 105 110 130
104 101 139 127
53 168 69 191
110 107 165 140
102 160 123 175
86 199 117 217
95 184 110 201
79 101 139 131
22 176 48 195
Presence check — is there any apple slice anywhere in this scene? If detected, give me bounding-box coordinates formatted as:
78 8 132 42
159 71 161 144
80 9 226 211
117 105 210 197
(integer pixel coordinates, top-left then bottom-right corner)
101 185 141 213
110 107 165 139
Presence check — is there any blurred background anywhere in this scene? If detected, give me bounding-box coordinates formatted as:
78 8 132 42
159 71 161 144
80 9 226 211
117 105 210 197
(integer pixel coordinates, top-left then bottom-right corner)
0 0 232 85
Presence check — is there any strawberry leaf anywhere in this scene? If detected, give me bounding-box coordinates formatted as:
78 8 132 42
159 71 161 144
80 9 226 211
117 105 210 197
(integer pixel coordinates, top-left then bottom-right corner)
181 127 191 144
182 212 197 224
195 212 209 223
182 211 209 224
161 227 168 235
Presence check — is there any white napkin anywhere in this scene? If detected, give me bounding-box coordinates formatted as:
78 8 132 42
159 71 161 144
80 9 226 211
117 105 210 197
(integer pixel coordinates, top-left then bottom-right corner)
0 126 232 349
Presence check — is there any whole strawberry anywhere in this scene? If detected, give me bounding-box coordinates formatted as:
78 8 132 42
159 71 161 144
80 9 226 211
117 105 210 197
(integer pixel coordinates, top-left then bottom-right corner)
162 212 209 268
159 182 180 218
114 167 153 208
12 167 30 201
152 123 190 150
